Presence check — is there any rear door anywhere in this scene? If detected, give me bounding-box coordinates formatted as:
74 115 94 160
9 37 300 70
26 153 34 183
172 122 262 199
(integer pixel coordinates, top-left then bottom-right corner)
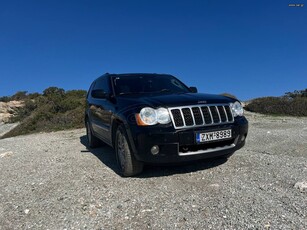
88 76 113 144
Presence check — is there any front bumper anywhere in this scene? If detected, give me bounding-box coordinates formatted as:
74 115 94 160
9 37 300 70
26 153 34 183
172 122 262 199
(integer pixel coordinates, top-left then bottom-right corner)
126 116 248 164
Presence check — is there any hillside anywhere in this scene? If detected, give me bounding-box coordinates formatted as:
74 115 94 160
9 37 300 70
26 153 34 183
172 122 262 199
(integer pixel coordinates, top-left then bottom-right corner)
0 87 86 138
245 89 307 116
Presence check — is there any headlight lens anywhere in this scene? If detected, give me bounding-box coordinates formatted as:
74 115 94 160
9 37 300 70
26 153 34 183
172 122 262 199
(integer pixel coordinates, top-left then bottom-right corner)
139 107 157 125
230 101 244 117
136 107 171 126
156 108 171 124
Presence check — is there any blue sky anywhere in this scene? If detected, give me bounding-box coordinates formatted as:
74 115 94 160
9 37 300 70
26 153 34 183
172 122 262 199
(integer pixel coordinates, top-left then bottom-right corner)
0 0 306 100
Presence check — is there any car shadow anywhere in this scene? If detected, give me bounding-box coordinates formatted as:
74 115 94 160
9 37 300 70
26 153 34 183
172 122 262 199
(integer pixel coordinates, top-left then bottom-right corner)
80 135 228 178
80 135 119 173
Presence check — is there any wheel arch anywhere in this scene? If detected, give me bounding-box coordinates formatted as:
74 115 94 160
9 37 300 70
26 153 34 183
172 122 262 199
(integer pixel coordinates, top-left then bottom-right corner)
111 117 138 154
84 110 90 123
111 118 123 148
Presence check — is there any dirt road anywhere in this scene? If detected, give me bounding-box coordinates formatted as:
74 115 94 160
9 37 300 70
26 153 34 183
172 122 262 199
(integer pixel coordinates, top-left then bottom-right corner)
0 112 306 229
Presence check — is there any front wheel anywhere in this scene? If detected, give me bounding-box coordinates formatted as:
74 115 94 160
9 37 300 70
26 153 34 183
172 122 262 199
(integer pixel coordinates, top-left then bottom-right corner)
115 125 143 177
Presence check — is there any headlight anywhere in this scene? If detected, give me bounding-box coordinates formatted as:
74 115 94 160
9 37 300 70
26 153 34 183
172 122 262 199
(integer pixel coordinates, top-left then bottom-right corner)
230 101 244 117
136 107 171 126
156 108 171 124
139 107 157 125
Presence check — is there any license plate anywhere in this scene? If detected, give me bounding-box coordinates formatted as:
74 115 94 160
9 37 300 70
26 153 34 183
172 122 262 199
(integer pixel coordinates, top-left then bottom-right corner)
196 129 232 143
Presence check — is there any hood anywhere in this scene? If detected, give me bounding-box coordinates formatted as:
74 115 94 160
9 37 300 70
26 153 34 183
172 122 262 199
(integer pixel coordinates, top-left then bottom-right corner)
116 93 236 108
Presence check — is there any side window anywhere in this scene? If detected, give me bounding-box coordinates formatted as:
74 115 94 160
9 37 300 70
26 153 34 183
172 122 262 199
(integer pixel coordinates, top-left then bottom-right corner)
93 77 110 94
87 82 95 99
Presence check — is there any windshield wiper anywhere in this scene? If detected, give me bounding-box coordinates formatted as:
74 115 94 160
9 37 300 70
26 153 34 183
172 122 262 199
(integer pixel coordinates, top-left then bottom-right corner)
159 89 172 93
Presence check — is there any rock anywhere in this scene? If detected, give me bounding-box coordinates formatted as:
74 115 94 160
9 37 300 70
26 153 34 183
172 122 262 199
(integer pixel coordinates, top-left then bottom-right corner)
141 209 153 213
0 151 13 158
294 181 307 192
24 209 30 214
264 223 271 229
209 184 220 188
0 101 24 123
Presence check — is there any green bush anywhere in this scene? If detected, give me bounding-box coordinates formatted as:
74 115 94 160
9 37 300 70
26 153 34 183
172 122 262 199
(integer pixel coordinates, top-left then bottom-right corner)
2 87 87 138
245 94 307 116
285 89 307 99
0 91 41 102
11 91 28 100
9 99 38 122
0 96 11 102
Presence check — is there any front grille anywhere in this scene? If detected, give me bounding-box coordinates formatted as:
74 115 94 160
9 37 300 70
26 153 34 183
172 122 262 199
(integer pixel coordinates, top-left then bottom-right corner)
169 104 234 129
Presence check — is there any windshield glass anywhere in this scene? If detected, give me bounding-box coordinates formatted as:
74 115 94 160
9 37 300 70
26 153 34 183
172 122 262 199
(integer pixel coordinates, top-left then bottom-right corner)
112 75 190 96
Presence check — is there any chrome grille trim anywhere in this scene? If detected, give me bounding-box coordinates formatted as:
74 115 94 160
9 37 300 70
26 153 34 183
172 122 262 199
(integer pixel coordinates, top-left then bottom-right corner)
216 106 221 122
223 106 228 121
168 104 234 129
207 107 214 124
189 107 196 125
179 109 186 126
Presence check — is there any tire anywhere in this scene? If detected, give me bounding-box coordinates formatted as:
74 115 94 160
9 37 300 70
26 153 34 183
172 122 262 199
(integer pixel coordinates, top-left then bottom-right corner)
115 125 143 177
86 120 103 148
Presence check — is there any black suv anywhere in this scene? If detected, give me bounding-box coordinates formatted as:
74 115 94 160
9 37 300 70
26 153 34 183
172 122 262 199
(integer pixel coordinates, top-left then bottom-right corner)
85 73 248 176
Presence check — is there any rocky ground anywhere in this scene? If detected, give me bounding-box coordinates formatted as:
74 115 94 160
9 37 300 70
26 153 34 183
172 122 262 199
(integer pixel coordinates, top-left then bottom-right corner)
0 112 306 229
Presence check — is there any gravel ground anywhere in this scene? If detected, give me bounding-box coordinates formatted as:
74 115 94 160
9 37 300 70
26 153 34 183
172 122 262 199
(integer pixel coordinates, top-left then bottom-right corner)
0 112 306 229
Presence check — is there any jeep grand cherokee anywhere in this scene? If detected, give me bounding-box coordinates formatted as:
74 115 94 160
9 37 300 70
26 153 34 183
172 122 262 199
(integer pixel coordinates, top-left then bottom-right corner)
85 73 248 176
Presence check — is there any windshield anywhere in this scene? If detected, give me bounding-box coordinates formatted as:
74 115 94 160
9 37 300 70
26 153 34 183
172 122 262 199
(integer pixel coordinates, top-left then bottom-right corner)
112 75 190 96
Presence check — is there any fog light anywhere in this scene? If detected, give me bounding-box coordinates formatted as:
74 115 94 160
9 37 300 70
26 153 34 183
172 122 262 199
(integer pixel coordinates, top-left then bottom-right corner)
151 145 159 155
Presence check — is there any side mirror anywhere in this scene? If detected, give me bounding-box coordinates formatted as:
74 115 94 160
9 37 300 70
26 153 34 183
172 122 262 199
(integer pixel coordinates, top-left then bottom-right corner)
189 87 198 93
91 90 108 99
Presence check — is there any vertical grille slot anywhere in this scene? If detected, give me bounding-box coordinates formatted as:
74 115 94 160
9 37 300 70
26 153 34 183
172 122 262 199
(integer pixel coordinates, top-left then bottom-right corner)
209 106 220 123
170 109 184 127
192 107 203 125
201 106 212 124
182 108 194 126
169 104 234 129
224 106 233 121
217 106 227 122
